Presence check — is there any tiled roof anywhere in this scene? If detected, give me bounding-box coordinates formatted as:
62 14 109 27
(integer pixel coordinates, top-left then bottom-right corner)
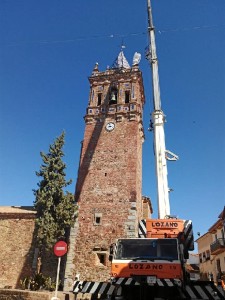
0 206 36 214
186 264 199 272
219 206 225 219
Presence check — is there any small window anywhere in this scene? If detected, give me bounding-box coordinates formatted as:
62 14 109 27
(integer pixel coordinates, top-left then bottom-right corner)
98 86 103 91
97 93 102 106
125 91 130 103
202 252 206 262
94 213 102 225
216 259 221 274
97 253 106 265
96 217 101 224
131 86 135 98
93 248 108 266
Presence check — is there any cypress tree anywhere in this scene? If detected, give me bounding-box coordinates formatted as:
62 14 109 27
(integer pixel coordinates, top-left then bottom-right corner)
33 132 77 255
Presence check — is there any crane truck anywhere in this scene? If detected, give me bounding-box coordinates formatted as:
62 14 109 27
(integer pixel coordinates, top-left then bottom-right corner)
72 0 224 299
73 217 223 299
109 219 194 299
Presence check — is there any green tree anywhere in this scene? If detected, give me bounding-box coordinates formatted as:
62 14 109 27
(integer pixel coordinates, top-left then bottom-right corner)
33 132 77 254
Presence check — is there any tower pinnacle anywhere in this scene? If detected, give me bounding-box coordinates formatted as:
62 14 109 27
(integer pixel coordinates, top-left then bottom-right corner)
111 50 130 69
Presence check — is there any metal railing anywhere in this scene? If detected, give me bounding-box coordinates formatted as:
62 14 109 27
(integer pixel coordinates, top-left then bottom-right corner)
210 238 225 254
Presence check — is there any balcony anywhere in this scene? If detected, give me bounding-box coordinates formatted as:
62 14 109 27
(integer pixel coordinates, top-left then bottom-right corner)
210 238 225 255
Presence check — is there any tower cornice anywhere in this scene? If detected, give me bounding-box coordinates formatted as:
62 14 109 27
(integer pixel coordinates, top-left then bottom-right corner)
89 66 142 82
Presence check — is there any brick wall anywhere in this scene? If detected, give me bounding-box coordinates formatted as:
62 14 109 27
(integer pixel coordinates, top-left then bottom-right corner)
74 121 144 281
71 66 146 282
0 207 36 289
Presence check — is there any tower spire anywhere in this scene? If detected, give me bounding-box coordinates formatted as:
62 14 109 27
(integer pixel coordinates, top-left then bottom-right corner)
111 45 130 69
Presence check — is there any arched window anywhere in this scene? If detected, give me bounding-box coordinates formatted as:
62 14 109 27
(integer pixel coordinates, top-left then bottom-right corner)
125 90 130 103
109 88 118 105
97 93 102 106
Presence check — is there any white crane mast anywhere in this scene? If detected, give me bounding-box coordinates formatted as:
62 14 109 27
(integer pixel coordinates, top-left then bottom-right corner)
147 0 178 219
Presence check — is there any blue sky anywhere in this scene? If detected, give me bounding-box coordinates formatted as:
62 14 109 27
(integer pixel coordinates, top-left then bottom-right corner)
0 0 224 246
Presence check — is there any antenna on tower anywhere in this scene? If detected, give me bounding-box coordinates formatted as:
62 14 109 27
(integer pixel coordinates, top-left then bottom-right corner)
121 39 126 51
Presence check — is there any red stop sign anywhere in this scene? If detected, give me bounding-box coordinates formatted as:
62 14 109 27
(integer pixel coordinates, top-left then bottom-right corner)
54 241 68 257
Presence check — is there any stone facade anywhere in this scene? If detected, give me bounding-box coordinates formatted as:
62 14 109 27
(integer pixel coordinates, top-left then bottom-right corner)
196 232 214 281
0 207 36 289
196 206 225 284
70 59 146 282
0 206 64 289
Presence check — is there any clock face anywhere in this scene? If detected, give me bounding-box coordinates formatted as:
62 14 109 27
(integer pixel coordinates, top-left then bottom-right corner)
106 122 115 132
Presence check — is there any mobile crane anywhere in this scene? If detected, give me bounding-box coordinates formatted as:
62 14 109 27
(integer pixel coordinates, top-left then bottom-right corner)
106 1 224 299
73 1 224 299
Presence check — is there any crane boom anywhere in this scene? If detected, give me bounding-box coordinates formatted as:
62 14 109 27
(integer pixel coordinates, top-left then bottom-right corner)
147 0 170 219
147 0 161 111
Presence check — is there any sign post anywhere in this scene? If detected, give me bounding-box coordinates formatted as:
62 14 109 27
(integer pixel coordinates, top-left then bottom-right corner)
51 241 68 300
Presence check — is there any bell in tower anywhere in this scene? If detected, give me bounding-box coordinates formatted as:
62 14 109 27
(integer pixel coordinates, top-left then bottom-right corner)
66 50 146 284
109 88 117 105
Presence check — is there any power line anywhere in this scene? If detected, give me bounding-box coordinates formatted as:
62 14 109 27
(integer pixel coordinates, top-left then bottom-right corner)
157 24 225 34
1 32 146 47
1 24 224 47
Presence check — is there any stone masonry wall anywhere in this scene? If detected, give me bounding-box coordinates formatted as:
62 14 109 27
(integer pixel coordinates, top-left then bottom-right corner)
0 207 36 289
72 67 145 282
73 120 143 281
0 207 61 289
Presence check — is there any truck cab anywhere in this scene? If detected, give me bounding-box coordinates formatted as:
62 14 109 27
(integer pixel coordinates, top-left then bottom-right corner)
111 238 183 283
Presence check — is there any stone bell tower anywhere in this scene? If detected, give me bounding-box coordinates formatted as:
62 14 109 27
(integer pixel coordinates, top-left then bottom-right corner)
72 51 145 282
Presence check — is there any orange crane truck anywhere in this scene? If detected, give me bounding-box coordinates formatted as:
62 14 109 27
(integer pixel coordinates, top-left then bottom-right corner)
110 218 195 299
73 218 224 299
111 218 193 281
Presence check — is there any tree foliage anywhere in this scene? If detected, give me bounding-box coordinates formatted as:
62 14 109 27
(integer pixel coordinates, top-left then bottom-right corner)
33 132 77 251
